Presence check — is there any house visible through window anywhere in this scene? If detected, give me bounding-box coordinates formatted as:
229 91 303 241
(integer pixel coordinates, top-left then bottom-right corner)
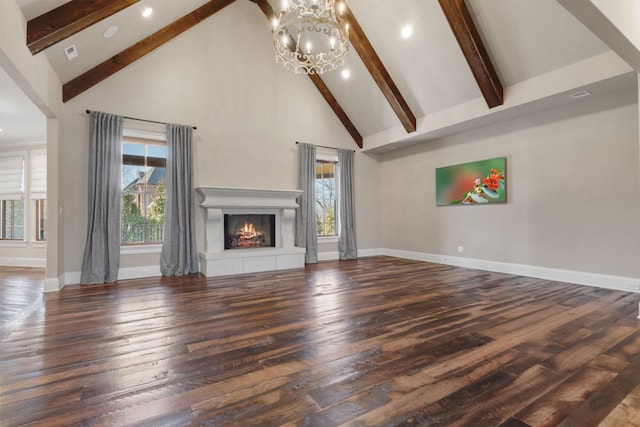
122 135 166 245
315 158 338 237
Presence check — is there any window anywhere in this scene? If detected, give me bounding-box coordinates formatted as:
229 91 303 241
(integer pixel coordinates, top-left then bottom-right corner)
121 134 166 245
315 158 338 237
1 200 24 240
0 153 25 241
30 149 47 242
35 199 47 241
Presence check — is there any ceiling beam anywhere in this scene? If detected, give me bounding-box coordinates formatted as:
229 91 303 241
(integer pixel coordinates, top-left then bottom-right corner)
308 74 363 147
250 0 363 148
62 0 236 103
337 4 417 134
438 0 503 108
27 0 140 55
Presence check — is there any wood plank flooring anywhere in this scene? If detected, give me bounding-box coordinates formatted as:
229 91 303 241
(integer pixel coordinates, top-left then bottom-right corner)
0 266 44 339
1 257 639 426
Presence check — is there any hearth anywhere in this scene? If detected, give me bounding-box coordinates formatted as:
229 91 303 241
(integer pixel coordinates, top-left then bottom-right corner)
196 186 305 277
224 214 275 249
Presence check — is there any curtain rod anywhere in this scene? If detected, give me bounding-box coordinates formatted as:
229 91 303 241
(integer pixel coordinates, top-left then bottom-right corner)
295 141 355 152
85 110 197 130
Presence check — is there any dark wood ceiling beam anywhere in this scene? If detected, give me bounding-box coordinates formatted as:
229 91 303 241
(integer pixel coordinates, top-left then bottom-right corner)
62 0 236 103
250 0 363 148
438 0 503 108
308 74 363 147
338 4 417 133
27 0 140 55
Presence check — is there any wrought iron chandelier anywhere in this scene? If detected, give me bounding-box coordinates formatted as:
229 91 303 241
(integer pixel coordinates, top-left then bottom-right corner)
273 0 349 75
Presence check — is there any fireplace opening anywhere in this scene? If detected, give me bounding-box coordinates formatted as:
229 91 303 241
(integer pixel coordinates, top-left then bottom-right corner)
224 214 276 249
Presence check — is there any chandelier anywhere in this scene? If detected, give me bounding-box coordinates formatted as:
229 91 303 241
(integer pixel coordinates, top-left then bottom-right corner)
273 0 349 75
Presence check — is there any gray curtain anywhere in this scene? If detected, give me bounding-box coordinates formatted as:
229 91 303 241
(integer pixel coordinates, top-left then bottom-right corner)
338 149 357 260
160 124 199 276
80 111 123 284
295 143 318 264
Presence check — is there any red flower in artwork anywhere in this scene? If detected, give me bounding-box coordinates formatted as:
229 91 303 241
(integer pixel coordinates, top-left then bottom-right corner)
483 175 500 191
459 167 505 204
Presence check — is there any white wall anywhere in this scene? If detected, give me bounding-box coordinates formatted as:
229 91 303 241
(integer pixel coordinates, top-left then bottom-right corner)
59 1 379 280
0 0 62 289
379 87 640 279
591 0 640 52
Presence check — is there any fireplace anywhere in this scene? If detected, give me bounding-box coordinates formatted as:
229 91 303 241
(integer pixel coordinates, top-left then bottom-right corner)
197 187 305 277
224 214 275 249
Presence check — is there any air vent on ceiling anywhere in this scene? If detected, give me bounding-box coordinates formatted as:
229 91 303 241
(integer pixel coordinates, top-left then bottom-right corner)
64 45 78 61
570 90 592 99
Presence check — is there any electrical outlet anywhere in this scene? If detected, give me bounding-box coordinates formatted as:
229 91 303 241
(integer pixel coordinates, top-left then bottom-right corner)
624 281 640 291
457 246 464 253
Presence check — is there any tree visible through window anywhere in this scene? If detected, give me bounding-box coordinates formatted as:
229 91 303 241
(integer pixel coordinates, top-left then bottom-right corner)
315 159 337 237
122 137 166 244
0 200 24 240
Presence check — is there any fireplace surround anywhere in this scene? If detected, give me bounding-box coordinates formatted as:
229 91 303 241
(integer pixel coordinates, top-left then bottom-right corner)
196 187 305 277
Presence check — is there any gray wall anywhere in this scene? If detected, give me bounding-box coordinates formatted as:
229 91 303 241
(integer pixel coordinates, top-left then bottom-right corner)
58 1 380 276
379 88 640 278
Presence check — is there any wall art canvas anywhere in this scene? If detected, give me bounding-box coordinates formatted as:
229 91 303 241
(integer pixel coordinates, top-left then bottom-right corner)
436 157 506 205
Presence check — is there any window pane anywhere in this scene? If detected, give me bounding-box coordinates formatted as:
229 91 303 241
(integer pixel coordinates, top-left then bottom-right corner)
147 145 166 159
1 200 24 240
121 192 144 243
36 199 47 241
121 138 166 245
315 161 337 237
123 142 144 156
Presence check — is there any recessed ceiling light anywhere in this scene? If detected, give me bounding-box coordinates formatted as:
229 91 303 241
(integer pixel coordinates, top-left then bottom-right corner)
341 69 350 79
0 128 4 132
142 7 153 18
103 25 118 38
401 25 412 39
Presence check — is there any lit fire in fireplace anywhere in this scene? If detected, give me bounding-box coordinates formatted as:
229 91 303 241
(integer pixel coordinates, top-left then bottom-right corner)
229 222 266 248
240 222 259 239
224 214 275 250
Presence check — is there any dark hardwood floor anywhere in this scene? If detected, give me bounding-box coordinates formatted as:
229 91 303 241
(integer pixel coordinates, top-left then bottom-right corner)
0 266 44 339
1 257 639 426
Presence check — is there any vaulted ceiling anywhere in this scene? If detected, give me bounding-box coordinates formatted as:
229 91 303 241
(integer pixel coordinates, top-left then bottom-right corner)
3 0 637 150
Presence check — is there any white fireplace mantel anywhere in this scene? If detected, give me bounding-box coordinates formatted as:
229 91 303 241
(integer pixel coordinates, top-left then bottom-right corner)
196 186 305 277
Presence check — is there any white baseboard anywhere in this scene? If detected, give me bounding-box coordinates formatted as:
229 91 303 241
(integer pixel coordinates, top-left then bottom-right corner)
43 277 61 293
317 248 383 261
358 248 384 257
63 265 162 286
0 257 46 268
381 248 640 294
55 249 640 295
318 251 340 261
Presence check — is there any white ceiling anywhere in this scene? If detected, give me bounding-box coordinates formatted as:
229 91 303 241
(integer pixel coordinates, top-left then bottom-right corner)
2 0 637 149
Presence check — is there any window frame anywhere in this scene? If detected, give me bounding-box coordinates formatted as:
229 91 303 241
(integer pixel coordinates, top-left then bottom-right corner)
0 199 25 241
121 130 167 249
315 152 339 242
0 151 26 242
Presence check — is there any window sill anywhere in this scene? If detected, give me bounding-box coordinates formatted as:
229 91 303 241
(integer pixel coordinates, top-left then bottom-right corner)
317 236 339 244
31 241 47 248
0 241 28 248
120 244 163 255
